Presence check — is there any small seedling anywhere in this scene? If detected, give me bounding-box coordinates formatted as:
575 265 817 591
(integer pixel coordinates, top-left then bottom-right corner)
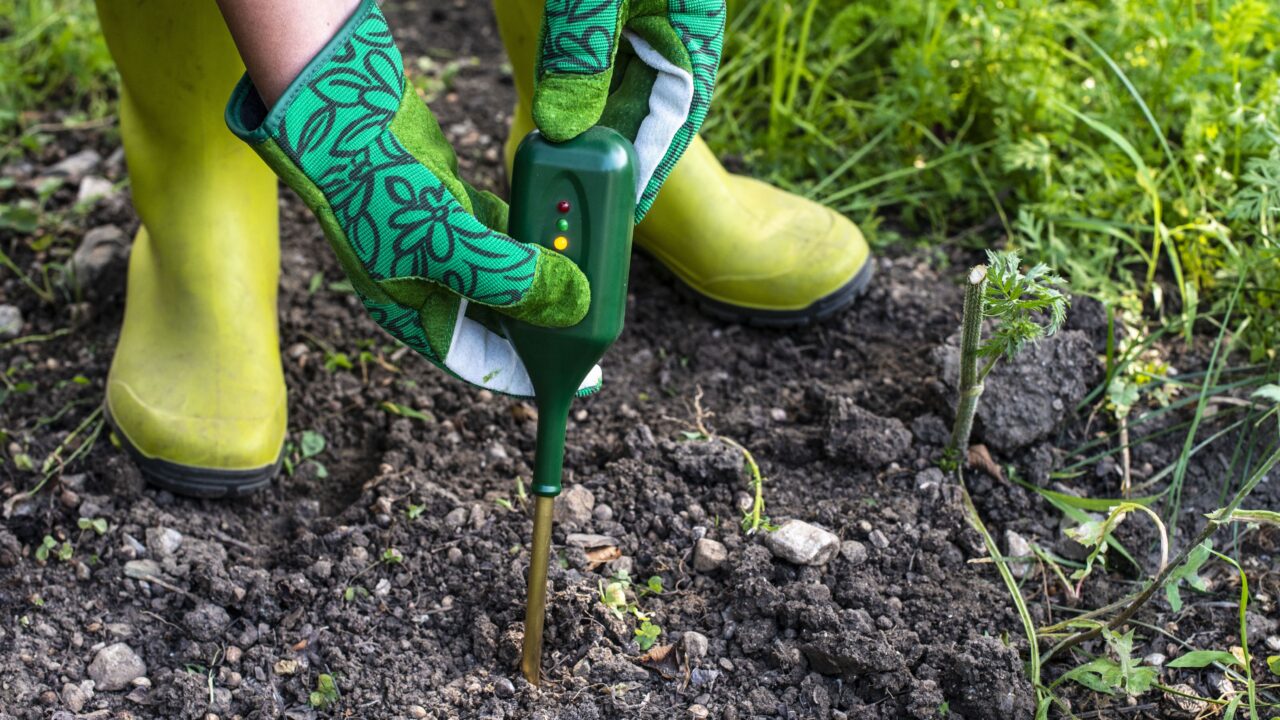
944 251 1069 466
381 548 404 564
77 517 107 535
1057 628 1157 696
284 430 328 478
640 575 664 596
494 497 514 511
34 535 70 563
405 503 425 520
634 620 662 650
309 673 340 709
323 351 353 372
381 401 433 422
342 585 369 603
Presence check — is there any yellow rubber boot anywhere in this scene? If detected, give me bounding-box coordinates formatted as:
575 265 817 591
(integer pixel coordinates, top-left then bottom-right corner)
96 0 286 496
492 0 873 325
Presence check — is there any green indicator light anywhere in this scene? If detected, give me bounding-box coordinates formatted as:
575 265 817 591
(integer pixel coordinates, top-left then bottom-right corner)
556 218 569 232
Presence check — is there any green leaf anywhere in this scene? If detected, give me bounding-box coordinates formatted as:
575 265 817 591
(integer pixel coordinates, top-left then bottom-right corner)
646 576 664 594
1166 540 1212 612
634 620 662 651
77 517 108 535
35 535 56 562
380 401 433 422
1167 649 1243 669
56 542 73 562
1221 508 1280 527
299 430 325 459
406 504 425 520
1267 655 1280 676
307 272 324 294
381 548 404 564
1252 384 1280 405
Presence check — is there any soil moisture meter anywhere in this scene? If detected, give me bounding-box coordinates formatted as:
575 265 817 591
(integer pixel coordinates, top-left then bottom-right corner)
501 127 637 685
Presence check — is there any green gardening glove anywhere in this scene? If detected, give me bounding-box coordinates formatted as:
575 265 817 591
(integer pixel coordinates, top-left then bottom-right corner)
226 0 601 397
534 0 725 221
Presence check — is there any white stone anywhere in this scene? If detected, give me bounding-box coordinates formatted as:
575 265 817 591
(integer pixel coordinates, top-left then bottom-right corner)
764 519 841 566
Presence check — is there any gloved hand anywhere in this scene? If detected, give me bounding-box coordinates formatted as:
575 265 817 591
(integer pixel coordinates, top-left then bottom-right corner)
533 0 725 221
226 0 600 397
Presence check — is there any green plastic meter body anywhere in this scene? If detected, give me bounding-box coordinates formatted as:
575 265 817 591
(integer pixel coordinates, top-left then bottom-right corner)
501 127 638 497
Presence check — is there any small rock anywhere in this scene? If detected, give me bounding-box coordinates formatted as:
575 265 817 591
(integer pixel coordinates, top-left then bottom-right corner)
446 547 463 564
840 540 868 566
0 305 22 339
123 559 162 580
408 705 428 718
88 643 146 691
493 676 515 699
555 485 594 527
69 225 129 292
444 507 468 527
1266 636 1280 652
145 527 183 558
224 646 242 664
60 682 91 712
572 658 591 677
273 659 299 675
76 175 115 205
593 504 614 522
682 631 709 662
867 529 890 549
688 704 710 719
1004 530 1033 579
606 556 633 577
48 149 102 180
764 519 841 566
310 559 332 579
565 533 619 548
691 538 728 573
1143 652 1166 668
769 408 787 422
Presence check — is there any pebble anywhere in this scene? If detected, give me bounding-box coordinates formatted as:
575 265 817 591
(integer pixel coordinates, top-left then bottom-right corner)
76 175 115 205
146 527 183 558
769 408 787 422
691 538 728 572
572 658 591 677
1143 652 1166 667
840 540 868 566
593 504 614 522
1005 530 1033 579
554 485 595 527
87 643 146 691
565 533 619 548
682 631 709 662
69 225 129 292
0 304 22 339
867 529 890 549
60 682 92 712
493 676 515 699
447 547 463 564
764 519 841 566
310 559 332 580
48 149 102 180
224 646 242 664
123 559 162 580
444 507 468 527
1266 636 1280 652
688 704 709 719
286 342 309 359
409 706 428 718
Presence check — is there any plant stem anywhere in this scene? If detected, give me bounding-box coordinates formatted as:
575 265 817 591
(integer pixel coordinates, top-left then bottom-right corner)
946 265 989 461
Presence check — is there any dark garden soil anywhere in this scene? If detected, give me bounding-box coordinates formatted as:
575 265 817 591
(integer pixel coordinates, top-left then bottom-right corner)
2 3 1278 719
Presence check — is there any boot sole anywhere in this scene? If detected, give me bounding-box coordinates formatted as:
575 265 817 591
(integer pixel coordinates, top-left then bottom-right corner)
665 256 876 328
104 406 281 499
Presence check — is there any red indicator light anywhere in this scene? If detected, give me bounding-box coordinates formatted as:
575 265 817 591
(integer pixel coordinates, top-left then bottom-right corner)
557 200 571 213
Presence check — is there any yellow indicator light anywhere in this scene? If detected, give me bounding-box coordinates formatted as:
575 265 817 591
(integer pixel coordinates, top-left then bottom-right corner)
553 236 569 251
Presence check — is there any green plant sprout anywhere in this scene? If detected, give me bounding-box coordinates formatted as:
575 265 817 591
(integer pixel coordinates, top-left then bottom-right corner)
77 517 107 535
1055 628 1157 697
380 548 404 564
598 570 665 650
34 534 72 563
669 387 777 534
945 251 1069 466
405 503 425 520
634 620 662 651
308 673 340 709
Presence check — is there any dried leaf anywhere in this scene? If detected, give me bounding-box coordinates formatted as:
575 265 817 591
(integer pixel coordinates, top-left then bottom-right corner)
967 444 1005 481
585 545 622 570
636 643 679 679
